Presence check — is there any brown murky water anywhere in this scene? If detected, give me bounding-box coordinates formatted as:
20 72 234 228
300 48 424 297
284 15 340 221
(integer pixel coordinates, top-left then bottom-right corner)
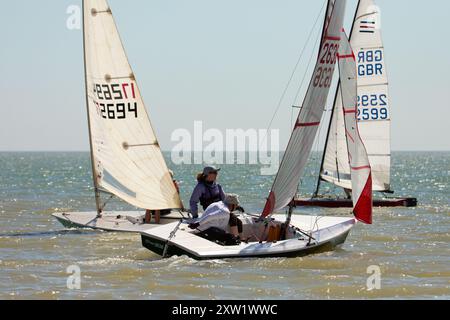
0 152 448 299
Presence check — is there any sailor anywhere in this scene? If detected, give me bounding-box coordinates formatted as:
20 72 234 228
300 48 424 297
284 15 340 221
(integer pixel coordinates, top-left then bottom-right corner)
189 166 226 219
188 194 244 239
169 169 180 194
344 188 352 200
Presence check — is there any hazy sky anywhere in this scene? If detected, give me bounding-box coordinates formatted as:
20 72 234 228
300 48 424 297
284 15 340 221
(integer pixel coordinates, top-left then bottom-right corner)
0 0 449 151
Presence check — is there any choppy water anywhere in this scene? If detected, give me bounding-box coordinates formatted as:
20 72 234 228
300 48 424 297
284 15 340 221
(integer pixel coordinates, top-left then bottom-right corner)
0 152 448 300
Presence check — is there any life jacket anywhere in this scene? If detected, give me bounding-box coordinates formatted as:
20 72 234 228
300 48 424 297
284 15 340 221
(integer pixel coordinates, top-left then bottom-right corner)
199 182 223 210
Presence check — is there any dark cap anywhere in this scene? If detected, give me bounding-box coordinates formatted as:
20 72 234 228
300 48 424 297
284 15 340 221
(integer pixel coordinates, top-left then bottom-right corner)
203 166 221 176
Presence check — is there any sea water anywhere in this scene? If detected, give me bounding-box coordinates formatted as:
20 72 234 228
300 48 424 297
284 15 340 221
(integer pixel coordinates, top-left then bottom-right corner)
0 152 448 299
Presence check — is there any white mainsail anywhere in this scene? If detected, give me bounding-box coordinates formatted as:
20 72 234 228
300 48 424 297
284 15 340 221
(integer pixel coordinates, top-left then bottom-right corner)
262 0 346 216
83 0 182 210
337 30 373 224
321 0 391 192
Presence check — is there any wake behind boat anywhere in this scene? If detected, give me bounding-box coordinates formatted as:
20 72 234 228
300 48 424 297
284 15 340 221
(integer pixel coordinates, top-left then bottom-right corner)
141 0 373 260
53 0 186 232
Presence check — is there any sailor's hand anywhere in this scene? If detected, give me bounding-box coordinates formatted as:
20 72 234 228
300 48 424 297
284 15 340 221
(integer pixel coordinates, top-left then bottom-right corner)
188 222 200 230
191 212 199 219
186 209 198 219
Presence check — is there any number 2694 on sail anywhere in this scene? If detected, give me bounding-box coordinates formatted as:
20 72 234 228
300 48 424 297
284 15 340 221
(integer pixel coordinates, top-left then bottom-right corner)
92 82 139 120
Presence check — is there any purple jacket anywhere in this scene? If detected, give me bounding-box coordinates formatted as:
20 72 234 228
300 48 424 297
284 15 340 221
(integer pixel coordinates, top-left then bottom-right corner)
189 182 226 218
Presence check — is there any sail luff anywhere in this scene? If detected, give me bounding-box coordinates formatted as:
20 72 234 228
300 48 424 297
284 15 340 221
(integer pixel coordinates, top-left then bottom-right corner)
84 0 182 210
337 30 373 224
83 0 102 214
262 0 347 217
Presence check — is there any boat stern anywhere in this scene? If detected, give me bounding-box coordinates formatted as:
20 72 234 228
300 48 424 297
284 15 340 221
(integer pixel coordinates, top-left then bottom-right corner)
141 233 167 256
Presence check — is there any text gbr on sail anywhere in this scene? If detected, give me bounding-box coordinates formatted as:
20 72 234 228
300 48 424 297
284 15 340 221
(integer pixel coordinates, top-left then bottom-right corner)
358 49 383 76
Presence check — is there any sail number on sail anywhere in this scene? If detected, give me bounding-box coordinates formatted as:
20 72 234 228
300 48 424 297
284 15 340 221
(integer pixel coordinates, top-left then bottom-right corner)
356 49 389 121
313 42 340 88
357 93 389 121
92 82 138 120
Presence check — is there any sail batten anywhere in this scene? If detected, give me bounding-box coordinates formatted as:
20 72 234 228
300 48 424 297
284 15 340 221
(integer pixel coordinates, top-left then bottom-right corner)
321 0 391 193
83 0 182 210
262 0 346 217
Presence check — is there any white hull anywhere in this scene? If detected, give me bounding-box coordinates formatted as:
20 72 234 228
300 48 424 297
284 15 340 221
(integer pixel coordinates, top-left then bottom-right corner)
141 214 356 260
52 211 185 233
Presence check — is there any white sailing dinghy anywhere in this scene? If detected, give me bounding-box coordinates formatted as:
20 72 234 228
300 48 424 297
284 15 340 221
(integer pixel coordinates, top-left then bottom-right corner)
53 0 186 232
296 0 417 208
141 0 373 260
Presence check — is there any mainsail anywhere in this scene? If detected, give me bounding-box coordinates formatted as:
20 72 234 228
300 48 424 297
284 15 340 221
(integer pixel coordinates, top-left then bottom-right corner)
337 30 373 224
83 0 182 211
320 0 391 192
262 0 347 217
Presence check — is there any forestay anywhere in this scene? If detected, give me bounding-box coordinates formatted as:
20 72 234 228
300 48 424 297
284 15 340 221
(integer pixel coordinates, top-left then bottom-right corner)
83 0 182 210
321 0 391 192
337 30 373 224
262 0 347 217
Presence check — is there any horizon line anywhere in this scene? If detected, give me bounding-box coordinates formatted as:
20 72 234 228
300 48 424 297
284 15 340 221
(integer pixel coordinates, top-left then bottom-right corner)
1 150 449 153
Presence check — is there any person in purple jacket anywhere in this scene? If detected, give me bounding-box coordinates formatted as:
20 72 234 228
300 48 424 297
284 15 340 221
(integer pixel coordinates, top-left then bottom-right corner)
189 166 226 219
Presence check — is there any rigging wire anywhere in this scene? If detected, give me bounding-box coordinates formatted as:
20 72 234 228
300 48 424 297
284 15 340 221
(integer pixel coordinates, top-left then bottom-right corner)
309 76 338 196
291 22 325 197
290 25 324 129
100 194 117 211
260 0 328 149
290 25 324 131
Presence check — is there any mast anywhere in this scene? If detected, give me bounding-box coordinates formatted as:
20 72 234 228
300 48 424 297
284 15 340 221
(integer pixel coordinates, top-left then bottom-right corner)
261 0 346 218
281 0 332 217
82 0 102 216
281 2 332 237
313 0 361 197
82 0 182 211
291 0 332 202
319 0 333 57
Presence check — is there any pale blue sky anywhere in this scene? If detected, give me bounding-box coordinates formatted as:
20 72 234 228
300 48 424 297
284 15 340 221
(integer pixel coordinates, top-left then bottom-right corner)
0 0 449 151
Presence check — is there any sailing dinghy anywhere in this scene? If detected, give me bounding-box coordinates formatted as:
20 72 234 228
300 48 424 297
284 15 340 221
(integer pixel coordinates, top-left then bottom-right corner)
141 0 372 260
296 0 417 208
53 0 186 232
